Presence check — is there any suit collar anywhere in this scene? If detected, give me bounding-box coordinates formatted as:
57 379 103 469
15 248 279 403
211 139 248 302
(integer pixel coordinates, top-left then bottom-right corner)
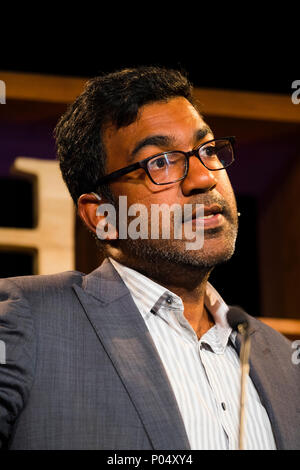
81 257 130 303
101 257 240 352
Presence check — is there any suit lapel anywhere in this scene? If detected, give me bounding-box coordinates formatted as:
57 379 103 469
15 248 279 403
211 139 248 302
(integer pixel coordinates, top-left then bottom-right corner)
73 259 190 450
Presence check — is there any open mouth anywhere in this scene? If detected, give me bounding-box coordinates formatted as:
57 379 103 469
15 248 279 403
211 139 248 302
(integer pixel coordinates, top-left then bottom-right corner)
189 204 224 229
190 204 223 219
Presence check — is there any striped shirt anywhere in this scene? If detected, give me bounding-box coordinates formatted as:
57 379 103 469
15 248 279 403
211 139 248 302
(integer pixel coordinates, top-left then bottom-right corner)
109 257 276 450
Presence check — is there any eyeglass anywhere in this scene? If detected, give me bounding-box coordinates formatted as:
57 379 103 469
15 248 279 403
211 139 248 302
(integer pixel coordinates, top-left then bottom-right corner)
97 136 236 186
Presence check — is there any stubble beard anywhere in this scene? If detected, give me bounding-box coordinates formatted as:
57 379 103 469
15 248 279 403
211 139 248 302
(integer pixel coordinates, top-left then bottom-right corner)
110 196 239 271
116 223 238 269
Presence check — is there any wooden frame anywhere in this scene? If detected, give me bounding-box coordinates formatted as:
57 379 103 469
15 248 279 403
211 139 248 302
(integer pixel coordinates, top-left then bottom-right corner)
1 71 299 123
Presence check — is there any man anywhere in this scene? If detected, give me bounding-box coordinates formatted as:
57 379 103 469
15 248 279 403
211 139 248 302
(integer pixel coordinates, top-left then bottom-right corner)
0 67 299 450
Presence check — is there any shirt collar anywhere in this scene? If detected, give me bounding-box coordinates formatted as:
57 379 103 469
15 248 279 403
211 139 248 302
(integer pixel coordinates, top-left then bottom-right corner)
109 257 234 352
109 257 167 315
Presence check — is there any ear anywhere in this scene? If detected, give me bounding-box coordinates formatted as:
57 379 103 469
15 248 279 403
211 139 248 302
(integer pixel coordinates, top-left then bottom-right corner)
77 193 119 241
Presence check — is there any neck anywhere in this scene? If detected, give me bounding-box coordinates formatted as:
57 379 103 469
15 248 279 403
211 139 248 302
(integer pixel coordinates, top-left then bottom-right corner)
109 252 215 339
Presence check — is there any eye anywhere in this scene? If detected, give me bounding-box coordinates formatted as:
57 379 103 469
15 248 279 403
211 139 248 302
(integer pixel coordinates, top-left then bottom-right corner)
201 145 217 158
148 154 176 171
147 152 184 175
151 157 167 169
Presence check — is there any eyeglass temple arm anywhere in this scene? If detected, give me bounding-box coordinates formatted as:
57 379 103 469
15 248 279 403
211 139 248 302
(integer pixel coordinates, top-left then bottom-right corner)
97 161 142 185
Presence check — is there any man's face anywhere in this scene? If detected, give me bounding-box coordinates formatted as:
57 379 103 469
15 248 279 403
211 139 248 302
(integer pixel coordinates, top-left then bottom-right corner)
102 97 238 268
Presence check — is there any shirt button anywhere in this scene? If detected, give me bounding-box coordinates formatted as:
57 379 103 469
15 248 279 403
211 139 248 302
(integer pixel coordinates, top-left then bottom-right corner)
166 296 173 304
221 402 226 411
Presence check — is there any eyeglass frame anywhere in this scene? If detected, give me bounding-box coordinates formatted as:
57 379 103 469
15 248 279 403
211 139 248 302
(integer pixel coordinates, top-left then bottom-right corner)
96 136 236 187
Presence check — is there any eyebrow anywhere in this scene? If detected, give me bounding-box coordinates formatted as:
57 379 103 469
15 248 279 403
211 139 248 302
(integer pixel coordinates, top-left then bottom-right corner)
128 125 213 163
194 126 214 144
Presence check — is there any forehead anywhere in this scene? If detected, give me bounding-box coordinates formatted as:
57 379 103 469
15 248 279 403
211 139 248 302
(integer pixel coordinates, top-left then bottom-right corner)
103 97 208 168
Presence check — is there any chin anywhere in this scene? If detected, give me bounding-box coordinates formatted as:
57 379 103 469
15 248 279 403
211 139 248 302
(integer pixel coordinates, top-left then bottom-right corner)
163 226 237 267
168 242 237 268
188 247 236 268
119 235 236 270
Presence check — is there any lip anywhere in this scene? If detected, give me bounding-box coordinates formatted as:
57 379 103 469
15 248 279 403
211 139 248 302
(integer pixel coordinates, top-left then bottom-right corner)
184 203 222 218
183 204 224 229
200 204 223 217
192 213 224 228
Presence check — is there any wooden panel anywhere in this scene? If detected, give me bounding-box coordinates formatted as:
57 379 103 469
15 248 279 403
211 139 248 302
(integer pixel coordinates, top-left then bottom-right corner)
1 71 300 123
193 88 300 123
259 155 300 318
260 317 300 340
0 71 86 104
0 158 75 275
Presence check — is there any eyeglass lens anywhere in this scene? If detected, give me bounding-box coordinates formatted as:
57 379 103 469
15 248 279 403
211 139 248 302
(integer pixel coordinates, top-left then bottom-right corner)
147 139 233 184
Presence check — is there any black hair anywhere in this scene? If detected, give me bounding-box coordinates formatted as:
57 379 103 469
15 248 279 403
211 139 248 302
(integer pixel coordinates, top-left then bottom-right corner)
55 66 196 204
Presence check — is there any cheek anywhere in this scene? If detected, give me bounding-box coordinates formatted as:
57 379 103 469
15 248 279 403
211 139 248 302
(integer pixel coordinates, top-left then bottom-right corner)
110 180 179 208
216 172 236 202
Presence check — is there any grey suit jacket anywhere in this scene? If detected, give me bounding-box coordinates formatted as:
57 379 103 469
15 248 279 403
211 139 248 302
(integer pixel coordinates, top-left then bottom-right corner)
0 259 299 450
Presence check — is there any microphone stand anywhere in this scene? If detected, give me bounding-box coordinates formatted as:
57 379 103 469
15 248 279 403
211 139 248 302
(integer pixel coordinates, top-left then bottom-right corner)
237 322 251 451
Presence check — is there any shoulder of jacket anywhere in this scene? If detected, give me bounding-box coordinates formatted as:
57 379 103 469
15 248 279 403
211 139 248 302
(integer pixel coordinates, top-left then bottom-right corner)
0 270 86 296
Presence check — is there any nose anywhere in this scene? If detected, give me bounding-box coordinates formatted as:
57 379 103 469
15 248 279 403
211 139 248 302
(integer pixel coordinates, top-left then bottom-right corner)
181 155 218 195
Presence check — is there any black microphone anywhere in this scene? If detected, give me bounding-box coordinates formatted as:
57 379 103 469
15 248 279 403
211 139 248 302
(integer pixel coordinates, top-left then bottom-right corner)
227 306 249 335
227 306 251 450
